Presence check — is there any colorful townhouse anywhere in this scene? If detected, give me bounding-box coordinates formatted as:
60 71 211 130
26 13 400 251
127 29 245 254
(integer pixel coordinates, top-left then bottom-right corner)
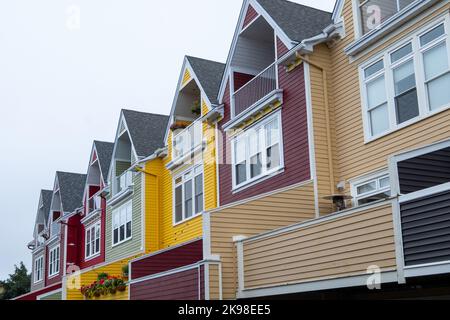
64 109 169 300
227 0 450 299
18 172 87 300
17 0 450 301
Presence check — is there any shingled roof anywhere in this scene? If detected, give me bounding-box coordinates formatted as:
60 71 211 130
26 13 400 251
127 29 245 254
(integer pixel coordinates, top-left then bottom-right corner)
256 0 332 43
37 190 53 226
122 110 169 158
93 140 114 181
186 56 225 105
56 172 87 213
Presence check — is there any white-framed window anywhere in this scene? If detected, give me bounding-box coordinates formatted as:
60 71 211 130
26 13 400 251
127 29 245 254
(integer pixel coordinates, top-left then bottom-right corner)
85 222 101 259
174 165 204 225
48 246 60 277
351 172 391 206
361 17 450 141
357 0 416 36
231 112 283 189
112 201 132 246
34 255 44 283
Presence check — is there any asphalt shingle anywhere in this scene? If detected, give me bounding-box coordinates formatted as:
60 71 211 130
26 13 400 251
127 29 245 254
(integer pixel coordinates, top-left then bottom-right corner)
56 172 87 213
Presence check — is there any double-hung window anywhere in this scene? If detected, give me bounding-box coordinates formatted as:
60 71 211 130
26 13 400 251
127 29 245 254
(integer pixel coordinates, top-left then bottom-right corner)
351 172 391 206
361 18 450 140
232 112 283 189
85 223 101 259
48 246 60 277
34 256 43 283
174 166 203 224
112 201 132 246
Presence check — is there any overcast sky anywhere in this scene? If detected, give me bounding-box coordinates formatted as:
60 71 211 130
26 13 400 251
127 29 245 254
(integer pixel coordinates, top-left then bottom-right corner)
0 0 335 280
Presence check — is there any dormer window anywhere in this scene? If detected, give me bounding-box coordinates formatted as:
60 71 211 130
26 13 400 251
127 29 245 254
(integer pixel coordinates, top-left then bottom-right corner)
113 129 133 195
358 0 416 36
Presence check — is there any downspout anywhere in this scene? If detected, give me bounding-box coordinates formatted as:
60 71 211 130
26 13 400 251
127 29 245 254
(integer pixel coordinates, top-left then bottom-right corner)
292 54 335 196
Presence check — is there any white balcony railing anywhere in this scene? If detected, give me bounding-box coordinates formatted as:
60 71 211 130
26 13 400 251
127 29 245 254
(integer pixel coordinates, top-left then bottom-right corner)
172 119 203 161
88 195 102 214
117 170 133 194
232 62 277 117
50 222 61 238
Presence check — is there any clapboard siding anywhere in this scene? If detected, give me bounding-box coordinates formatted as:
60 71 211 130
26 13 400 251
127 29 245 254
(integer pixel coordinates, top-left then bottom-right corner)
105 172 143 263
329 0 450 195
398 147 450 194
218 63 311 206
401 190 450 266
131 239 203 280
242 202 396 289
242 5 258 29
130 267 204 300
210 182 315 299
39 291 62 300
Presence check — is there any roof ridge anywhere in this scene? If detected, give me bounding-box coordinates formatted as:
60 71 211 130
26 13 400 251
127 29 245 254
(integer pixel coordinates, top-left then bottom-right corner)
122 109 169 117
273 0 332 14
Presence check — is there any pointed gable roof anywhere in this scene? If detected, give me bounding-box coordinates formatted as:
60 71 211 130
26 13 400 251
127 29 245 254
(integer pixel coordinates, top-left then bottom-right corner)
186 56 226 105
256 0 332 43
56 171 87 213
121 109 169 158
93 140 114 181
36 190 53 226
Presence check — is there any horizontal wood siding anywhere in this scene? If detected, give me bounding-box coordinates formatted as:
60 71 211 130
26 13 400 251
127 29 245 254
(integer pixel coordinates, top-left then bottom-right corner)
242 203 396 289
131 239 203 280
210 182 316 299
15 283 61 301
39 291 62 300
242 5 258 29
401 190 450 266
130 267 203 300
330 1 450 194
218 63 311 206
105 173 143 263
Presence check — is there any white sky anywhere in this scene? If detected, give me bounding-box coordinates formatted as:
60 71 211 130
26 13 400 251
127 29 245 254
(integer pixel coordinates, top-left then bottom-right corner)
0 0 335 280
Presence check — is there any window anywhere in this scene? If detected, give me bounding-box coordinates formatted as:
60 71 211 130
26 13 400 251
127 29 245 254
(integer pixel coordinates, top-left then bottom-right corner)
351 172 391 206
112 201 132 246
85 223 101 259
358 0 416 35
174 166 203 224
34 256 43 283
48 246 60 277
232 113 283 189
361 20 450 140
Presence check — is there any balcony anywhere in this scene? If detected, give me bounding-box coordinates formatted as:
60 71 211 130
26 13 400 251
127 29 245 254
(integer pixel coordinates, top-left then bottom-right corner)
172 119 203 162
117 171 133 194
232 62 278 118
88 195 102 214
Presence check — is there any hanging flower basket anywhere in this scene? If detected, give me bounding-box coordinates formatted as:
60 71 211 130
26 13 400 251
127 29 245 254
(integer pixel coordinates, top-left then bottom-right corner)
80 274 127 299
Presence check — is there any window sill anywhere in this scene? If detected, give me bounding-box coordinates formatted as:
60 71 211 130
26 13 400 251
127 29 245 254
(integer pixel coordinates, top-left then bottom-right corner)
48 273 60 280
85 253 101 262
33 280 44 285
111 237 132 248
172 212 203 227
108 187 134 207
364 104 450 145
232 167 285 194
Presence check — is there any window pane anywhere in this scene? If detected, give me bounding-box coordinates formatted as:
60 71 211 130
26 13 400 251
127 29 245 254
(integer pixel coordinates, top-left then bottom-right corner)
235 136 246 163
250 154 262 178
394 60 416 95
95 238 100 253
369 103 389 135
367 76 387 108
175 185 183 223
423 42 449 80
379 176 390 188
420 24 445 47
195 175 203 214
391 43 412 63
126 221 131 238
428 72 450 110
357 181 377 195
119 225 125 241
365 60 384 78
265 119 280 146
184 180 193 218
113 229 118 244
395 89 419 124
236 162 247 185
267 144 281 171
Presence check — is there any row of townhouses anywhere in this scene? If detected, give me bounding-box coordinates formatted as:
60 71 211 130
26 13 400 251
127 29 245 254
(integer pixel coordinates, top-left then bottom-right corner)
16 0 450 300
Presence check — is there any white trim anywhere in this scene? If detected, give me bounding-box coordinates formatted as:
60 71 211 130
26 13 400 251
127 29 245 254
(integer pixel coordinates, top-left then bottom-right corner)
202 212 212 259
140 171 145 251
48 244 61 278
238 271 398 299
36 288 62 301
230 111 284 191
399 182 450 203
234 236 247 296
404 261 450 277
84 222 101 260
391 199 406 284
350 169 390 206
359 14 450 143
303 62 320 217
33 255 44 284
111 200 133 247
